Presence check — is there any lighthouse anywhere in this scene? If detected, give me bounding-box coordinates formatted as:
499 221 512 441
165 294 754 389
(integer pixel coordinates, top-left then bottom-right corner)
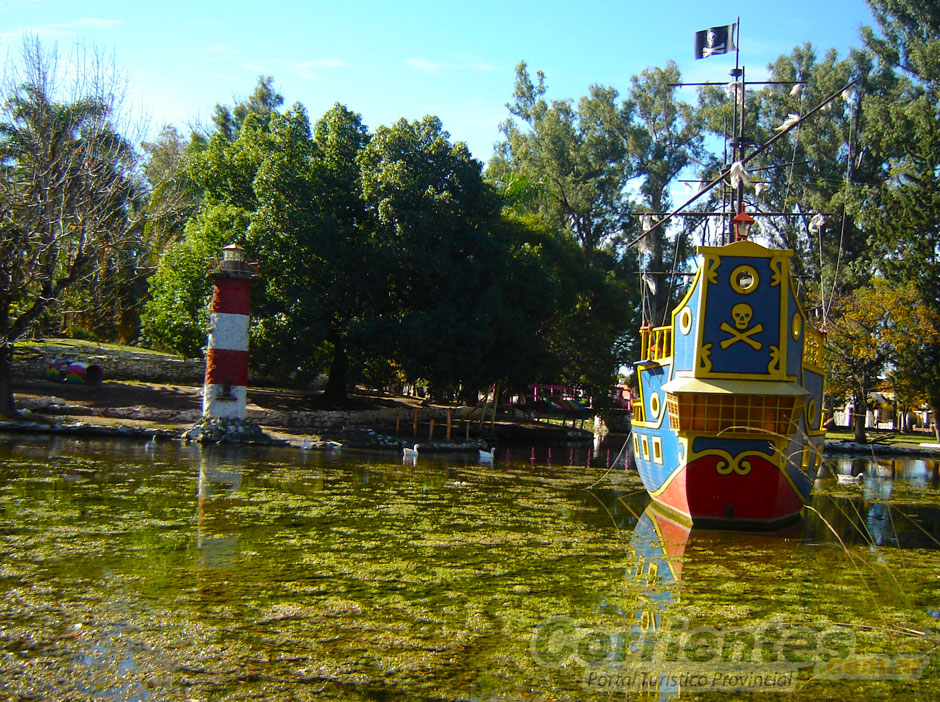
202 244 257 420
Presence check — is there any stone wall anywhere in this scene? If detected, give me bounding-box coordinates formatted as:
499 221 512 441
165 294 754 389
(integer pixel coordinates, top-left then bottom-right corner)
244 405 475 433
13 344 205 384
19 392 476 436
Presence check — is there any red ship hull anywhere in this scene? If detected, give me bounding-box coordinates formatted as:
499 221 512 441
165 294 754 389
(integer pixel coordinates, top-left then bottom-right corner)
651 453 805 529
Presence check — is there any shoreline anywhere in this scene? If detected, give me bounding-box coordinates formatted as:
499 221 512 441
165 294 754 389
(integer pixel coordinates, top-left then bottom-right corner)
2 412 939 459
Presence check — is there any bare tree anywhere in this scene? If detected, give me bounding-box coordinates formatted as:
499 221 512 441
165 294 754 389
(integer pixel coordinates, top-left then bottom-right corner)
0 38 144 416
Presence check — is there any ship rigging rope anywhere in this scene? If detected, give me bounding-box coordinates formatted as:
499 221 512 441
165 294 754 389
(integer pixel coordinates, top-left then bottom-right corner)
660 220 687 328
584 429 633 490
626 78 859 251
823 98 857 326
784 92 804 207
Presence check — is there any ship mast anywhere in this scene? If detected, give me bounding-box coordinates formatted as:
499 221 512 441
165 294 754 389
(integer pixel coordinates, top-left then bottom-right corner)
728 18 743 244
628 23 857 264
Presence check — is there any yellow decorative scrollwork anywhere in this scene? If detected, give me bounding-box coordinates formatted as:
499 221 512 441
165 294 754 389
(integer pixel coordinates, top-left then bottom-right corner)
710 454 759 476
767 345 782 374
705 256 720 284
699 343 713 372
770 258 784 287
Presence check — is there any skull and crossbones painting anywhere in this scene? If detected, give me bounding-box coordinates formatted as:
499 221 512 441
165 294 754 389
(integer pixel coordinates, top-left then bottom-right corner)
702 29 726 57
720 302 763 350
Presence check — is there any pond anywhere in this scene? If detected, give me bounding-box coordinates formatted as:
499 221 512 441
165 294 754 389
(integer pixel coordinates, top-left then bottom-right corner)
0 434 937 700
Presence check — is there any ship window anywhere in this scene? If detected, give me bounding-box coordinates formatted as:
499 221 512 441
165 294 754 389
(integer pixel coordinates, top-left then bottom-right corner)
633 433 640 456
801 446 811 470
652 436 663 464
665 392 802 436
641 435 650 460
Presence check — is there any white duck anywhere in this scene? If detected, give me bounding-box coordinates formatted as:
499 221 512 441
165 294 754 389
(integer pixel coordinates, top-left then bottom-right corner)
403 444 419 458
478 447 495 462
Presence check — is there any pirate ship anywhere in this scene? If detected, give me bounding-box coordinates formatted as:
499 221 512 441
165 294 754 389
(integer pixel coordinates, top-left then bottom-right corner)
631 232 826 528
630 23 836 528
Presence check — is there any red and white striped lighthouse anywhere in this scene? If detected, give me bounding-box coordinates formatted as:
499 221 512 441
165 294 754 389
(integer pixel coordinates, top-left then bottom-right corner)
203 244 257 420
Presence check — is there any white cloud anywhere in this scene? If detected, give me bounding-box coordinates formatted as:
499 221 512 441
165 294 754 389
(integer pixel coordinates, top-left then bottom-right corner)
290 58 348 80
406 57 444 73
0 17 123 43
69 18 123 29
406 58 501 74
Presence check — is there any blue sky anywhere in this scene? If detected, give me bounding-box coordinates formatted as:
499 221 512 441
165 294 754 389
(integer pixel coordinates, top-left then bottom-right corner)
1 0 875 162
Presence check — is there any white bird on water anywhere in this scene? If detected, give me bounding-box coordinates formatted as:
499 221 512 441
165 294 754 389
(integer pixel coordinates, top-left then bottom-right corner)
403 444 419 458
479 447 495 462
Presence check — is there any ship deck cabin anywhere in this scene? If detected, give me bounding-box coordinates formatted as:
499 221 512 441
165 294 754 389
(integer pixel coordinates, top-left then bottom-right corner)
662 377 807 438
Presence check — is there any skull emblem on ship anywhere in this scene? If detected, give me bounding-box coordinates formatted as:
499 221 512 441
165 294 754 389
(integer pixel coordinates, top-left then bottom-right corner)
731 303 753 330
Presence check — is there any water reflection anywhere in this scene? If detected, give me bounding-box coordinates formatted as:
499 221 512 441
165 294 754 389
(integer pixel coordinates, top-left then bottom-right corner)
0 434 937 701
196 447 242 570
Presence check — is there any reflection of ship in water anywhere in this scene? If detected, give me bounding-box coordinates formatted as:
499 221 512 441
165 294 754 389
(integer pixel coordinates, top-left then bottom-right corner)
627 501 801 606
623 502 801 699
629 465 940 601
625 467 940 634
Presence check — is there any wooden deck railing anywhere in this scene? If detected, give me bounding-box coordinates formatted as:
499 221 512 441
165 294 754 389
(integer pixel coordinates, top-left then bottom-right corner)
803 327 825 371
640 325 672 362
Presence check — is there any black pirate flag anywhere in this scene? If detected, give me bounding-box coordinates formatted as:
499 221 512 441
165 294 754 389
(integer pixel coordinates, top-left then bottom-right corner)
694 23 736 59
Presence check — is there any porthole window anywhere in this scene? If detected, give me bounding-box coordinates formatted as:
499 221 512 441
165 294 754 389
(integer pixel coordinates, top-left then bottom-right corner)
679 307 693 335
792 313 802 340
650 392 661 420
807 399 818 427
730 265 759 295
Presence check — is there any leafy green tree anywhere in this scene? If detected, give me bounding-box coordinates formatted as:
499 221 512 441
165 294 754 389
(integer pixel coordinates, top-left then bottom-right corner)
626 62 701 326
141 78 282 358
208 75 284 142
359 116 510 395
826 279 939 441
859 0 940 439
0 40 143 416
248 103 376 401
491 62 633 255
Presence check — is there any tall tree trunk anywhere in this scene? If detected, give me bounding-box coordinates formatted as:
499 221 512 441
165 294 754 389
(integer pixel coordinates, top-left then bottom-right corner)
323 334 348 404
0 342 17 418
853 393 867 443
930 397 940 443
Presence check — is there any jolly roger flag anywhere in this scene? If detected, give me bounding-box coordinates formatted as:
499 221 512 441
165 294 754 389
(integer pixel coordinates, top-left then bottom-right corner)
694 23 736 59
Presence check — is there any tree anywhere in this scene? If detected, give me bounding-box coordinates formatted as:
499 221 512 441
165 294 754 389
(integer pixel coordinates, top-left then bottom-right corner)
489 63 642 389
140 124 202 258
626 62 702 326
825 278 939 441
249 103 376 401
359 116 509 395
859 0 940 439
0 39 142 416
141 77 283 359
491 62 632 255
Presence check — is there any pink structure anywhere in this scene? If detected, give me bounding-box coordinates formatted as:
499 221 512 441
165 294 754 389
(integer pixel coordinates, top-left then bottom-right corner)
203 244 257 420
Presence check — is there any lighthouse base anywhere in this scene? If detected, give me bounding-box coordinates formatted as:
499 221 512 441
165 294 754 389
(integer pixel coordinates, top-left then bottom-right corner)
202 384 247 420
